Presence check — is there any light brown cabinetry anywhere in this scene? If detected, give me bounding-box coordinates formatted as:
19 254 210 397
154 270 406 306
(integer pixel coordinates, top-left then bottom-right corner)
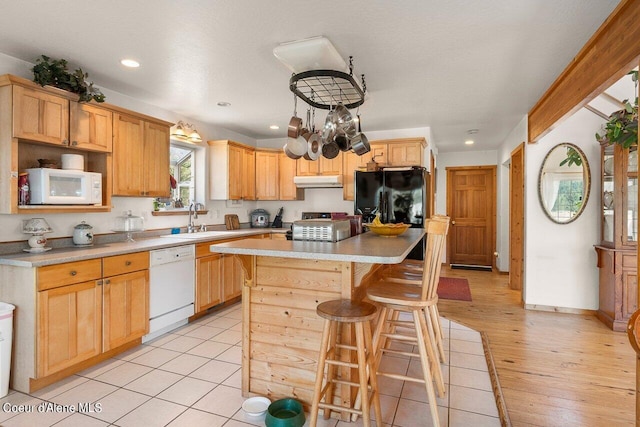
297 152 344 176
102 252 150 351
596 143 638 331
70 102 113 152
255 150 279 200
112 113 171 197
279 153 304 200
209 140 256 200
13 85 69 145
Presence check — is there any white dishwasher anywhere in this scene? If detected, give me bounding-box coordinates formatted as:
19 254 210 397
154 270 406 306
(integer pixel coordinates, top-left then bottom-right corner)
143 244 195 342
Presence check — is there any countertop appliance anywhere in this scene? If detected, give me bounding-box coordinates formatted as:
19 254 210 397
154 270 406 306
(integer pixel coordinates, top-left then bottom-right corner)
250 209 270 228
292 219 351 242
26 168 102 205
144 244 195 342
355 167 428 259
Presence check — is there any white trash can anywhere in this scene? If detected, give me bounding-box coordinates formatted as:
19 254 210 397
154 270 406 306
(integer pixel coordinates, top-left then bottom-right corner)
0 303 15 398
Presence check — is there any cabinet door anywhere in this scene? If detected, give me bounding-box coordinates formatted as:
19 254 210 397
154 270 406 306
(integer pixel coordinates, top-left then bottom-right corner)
112 113 145 196
297 158 320 176
228 145 243 200
223 254 243 301
69 102 113 152
342 151 367 201
388 142 423 166
37 280 102 377
243 148 256 200
279 153 303 200
370 144 387 165
196 254 223 313
143 121 170 197
320 152 343 175
255 151 279 200
13 85 69 145
103 270 149 351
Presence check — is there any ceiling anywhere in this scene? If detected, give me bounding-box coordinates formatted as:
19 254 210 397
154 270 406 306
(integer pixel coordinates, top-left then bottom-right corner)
0 0 620 152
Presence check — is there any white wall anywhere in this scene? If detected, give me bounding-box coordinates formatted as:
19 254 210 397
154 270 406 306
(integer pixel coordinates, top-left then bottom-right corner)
524 108 602 310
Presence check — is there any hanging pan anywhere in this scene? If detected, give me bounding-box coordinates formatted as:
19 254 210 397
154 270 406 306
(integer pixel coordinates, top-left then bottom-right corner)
350 114 370 155
287 95 303 138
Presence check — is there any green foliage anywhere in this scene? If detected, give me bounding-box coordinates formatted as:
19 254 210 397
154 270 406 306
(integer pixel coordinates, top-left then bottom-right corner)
596 70 638 149
31 55 105 103
559 146 583 167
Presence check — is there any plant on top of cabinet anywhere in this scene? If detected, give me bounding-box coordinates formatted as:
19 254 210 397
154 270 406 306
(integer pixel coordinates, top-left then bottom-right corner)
32 55 105 103
596 70 638 149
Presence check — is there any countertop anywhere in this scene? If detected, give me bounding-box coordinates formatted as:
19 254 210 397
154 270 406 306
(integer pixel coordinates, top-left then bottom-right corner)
0 229 286 267
210 228 425 264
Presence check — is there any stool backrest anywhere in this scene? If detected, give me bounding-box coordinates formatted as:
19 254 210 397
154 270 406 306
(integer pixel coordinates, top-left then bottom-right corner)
421 217 450 301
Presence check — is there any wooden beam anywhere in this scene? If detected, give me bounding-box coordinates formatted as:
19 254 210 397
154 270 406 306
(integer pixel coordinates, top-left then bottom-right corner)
528 0 640 143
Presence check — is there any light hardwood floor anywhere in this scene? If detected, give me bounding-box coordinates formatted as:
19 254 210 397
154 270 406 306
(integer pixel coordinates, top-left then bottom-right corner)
437 266 636 427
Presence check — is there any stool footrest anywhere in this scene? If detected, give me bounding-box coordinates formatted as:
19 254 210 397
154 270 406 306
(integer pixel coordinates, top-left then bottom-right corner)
380 348 419 358
378 371 426 384
317 401 363 416
381 332 418 343
326 359 358 368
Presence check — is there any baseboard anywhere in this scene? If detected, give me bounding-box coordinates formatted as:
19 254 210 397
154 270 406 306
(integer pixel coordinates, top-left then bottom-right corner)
524 303 596 316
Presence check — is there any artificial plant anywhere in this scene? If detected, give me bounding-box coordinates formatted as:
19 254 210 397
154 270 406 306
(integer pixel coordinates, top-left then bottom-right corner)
595 70 638 149
31 55 105 103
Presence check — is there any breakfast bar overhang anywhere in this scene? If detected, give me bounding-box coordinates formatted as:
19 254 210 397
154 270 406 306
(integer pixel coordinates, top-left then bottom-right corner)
209 229 425 415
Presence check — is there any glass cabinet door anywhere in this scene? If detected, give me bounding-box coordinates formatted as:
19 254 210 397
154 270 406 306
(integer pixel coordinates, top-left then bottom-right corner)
624 147 638 244
602 145 614 243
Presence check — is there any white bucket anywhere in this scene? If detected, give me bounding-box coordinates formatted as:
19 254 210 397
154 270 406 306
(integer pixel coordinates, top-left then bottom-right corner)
61 154 84 170
0 302 15 398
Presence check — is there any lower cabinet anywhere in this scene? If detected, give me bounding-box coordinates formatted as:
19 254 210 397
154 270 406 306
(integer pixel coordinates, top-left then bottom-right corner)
595 247 638 331
223 254 243 301
196 253 223 313
35 252 149 380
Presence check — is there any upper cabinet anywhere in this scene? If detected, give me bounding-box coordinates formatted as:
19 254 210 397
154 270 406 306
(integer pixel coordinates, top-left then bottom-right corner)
70 102 113 152
296 152 344 176
279 152 304 201
12 85 69 145
112 113 171 197
255 150 279 200
209 140 256 200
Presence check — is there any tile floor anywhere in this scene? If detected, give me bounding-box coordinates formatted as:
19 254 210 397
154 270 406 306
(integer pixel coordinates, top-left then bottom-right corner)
0 303 500 426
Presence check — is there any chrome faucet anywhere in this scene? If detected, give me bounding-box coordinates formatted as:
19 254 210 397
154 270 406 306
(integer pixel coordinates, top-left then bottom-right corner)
188 202 198 233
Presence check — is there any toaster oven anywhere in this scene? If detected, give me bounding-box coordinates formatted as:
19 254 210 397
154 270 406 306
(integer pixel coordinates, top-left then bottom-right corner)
292 219 351 242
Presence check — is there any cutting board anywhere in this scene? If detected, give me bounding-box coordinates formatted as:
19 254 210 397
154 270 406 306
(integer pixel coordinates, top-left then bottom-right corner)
225 214 240 230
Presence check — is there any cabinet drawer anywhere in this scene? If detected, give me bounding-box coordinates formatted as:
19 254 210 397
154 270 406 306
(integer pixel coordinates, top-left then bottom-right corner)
103 252 149 276
622 253 637 269
37 259 102 291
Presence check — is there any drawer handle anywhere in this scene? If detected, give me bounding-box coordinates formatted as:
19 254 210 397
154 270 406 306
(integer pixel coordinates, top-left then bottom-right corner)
70 270 77 276
125 261 132 266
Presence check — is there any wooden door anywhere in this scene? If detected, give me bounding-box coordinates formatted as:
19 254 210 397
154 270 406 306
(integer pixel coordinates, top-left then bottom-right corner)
196 254 223 312
446 166 496 267
319 152 343 175
509 143 525 290
37 280 102 377
255 151 279 200
103 270 149 351
279 153 303 200
223 254 243 301
69 102 112 152
13 85 69 145
227 145 243 200
112 113 145 196
242 148 256 200
143 121 170 197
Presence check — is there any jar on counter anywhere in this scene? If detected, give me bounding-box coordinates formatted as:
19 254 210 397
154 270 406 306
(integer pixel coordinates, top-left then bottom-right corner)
18 173 29 205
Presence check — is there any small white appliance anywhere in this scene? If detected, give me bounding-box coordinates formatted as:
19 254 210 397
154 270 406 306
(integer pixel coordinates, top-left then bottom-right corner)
60 154 84 170
26 168 102 205
144 245 195 342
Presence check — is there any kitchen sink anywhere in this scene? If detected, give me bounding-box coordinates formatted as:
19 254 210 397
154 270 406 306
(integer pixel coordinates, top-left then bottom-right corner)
161 230 246 239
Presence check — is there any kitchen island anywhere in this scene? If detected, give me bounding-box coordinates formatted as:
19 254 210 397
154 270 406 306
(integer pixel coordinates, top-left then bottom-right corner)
209 228 424 414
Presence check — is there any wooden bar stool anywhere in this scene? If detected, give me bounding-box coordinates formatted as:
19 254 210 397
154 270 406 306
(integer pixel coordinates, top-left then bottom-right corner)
309 299 382 427
367 218 449 427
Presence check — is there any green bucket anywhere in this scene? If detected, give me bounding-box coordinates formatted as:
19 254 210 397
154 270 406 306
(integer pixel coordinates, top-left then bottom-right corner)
264 398 305 427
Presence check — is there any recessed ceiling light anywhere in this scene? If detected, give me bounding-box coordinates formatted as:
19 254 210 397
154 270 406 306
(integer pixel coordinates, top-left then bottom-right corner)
217 101 231 107
465 140 475 145
269 125 280 130
120 59 140 68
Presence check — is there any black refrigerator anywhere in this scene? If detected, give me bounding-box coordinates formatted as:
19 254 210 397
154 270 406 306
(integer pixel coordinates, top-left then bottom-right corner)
354 167 428 259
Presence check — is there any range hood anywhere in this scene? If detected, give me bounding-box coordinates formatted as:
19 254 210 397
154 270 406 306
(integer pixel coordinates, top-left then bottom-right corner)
293 175 343 188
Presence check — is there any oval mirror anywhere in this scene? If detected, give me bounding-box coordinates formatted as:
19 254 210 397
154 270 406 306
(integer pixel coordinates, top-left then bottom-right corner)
538 143 591 224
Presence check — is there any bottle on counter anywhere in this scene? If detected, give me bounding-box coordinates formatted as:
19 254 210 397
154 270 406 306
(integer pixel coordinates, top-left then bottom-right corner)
18 173 29 205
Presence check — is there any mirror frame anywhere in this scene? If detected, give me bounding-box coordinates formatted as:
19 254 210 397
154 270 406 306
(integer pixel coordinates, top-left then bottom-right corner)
537 142 591 224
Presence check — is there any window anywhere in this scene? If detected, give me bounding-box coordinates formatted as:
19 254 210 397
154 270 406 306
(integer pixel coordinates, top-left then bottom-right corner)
170 144 195 205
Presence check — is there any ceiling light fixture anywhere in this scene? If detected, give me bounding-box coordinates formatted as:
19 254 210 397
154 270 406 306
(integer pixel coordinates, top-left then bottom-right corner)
273 36 348 74
465 140 475 145
120 59 140 68
171 121 202 143
270 125 280 130
217 101 231 107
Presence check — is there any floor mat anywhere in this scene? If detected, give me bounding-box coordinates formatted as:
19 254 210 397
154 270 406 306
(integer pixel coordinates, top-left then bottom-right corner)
438 276 472 301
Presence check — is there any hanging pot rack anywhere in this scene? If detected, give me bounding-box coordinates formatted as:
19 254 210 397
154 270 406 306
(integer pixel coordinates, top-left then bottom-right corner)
289 56 366 110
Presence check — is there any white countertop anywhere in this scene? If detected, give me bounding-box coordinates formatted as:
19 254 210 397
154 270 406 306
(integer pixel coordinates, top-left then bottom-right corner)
0 229 286 267
210 228 425 264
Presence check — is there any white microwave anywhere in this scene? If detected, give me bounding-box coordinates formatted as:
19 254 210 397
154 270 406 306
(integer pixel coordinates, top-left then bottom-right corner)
26 168 102 205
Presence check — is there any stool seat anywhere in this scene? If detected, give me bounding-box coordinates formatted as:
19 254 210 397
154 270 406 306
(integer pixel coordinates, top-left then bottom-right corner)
317 300 377 322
